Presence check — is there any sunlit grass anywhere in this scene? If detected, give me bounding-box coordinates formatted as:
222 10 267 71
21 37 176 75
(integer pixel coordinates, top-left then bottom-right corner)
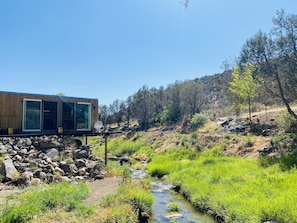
148 147 297 222
0 181 90 223
100 180 155 222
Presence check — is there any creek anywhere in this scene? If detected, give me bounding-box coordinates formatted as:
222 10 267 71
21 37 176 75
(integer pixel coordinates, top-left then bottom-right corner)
132 170 215 223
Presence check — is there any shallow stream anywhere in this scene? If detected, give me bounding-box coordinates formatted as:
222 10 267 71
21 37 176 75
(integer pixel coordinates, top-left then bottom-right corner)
132 170 215 223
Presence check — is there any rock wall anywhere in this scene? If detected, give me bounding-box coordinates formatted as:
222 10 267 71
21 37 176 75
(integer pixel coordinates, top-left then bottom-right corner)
0 135 106 186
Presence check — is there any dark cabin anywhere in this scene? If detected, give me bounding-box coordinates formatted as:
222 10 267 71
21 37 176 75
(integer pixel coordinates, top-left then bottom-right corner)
0 91 99 136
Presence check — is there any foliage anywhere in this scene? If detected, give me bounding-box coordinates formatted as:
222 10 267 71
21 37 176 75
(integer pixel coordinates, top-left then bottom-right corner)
167 202 180 212
277 111 297 133
240 10 297 120
92 137 144 157
99 70 234 130
147 148 199 178
0 181 90 223
190 113 209 129
100 181 155 220
229 64 259 122
148 146 297 222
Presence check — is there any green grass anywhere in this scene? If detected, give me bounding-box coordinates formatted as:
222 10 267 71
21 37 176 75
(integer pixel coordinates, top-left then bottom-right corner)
0 178 154 223
147 148 199 178
148 147 297 222
91 137 145 157
0 181 90 223
167 202 180 212
100 180 155 221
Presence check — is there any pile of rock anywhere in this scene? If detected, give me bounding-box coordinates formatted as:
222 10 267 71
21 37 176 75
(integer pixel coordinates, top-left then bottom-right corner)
0 135 106 186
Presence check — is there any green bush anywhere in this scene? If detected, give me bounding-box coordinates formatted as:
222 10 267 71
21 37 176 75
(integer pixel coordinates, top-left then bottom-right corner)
190 113 209 129
277 111 297 133
167 202 180 212
280 150 297 171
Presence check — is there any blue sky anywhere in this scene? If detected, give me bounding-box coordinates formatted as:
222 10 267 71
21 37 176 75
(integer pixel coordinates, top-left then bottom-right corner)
0 1 296 105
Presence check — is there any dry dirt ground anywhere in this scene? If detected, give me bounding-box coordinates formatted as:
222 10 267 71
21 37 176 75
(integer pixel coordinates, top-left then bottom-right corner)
84 177 122 205
0 177 123 207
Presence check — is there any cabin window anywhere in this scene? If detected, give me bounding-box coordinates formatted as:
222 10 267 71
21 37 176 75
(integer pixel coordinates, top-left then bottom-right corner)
43 101 57 131
76 103 91 131
62 102 75 130
23 99 42 131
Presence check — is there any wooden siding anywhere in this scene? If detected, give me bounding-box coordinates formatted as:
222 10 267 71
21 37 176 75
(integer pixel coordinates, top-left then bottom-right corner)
0 92 98 134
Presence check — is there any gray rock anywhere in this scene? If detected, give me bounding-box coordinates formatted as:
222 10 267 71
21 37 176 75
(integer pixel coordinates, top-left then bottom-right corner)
75 159 86 168
17 171 33 186
39 172 47 181
1 159 20 181
39 141 60 149
54 167 65 176
9 150 17 156
60 176 71 182
14 154 23 162
46 148 59 159
46 173 54 183
74 149 89 159
78 167 86 176
59 161 77 174
25 138 32 146
0 135 106 184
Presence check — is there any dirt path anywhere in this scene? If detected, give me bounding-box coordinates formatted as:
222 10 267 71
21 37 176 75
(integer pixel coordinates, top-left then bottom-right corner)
84 177 122 205
0 185 21 205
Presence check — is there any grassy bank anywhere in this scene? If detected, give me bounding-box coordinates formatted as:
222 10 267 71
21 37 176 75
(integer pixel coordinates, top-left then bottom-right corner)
147 147 297 222
0 181 90 223
0 179 154 223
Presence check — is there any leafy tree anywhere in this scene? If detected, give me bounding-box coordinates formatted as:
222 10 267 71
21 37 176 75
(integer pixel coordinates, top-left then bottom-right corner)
229 64 258 123
240 10 297 120
131 85 155 130
180 81 206 116
164 81 182 123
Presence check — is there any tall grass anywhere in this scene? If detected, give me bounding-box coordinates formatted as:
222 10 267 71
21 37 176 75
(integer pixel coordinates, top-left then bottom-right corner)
148 147 297 222
147 148 199 178
0 181 90 223
91 137 145 157
100 181 155 221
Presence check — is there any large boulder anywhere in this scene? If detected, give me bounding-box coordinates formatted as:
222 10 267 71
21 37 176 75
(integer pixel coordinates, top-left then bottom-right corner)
1 159 20 181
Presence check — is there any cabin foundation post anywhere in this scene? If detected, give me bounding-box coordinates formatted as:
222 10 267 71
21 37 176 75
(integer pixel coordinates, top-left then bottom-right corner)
104 134 108 165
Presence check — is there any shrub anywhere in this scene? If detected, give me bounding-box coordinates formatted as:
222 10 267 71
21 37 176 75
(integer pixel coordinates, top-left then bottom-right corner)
190 113 209 129
277 111 297 133
167 202 180 212
280 150 297 171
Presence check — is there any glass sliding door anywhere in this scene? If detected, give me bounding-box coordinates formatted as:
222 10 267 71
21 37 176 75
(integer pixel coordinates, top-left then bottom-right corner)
23 99 42 131
43 101 57 131
76 103 91 131
62 102 75 130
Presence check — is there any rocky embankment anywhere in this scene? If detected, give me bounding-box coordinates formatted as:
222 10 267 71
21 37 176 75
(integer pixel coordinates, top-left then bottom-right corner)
0 135 106 186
